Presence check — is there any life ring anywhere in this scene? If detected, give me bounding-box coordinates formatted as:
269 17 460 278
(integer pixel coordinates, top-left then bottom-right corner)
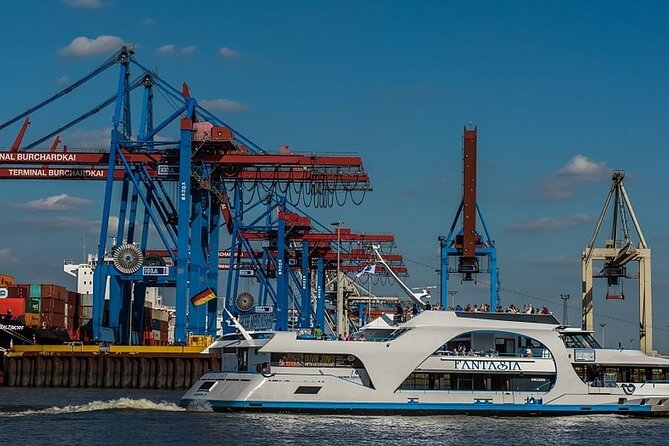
622 383 636 395
256 362 271 376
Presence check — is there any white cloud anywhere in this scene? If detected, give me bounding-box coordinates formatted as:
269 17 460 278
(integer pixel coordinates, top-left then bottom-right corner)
63 0 102 8
56 74 70 85
539 155 611 200
199 98 249 112
15 194 95 211
60 35 126 58
558 155 608 176
219 47 240 58
180 45 197 55
0 248 18 268
507 214 592 231
138 17 156 26
156 44 176 55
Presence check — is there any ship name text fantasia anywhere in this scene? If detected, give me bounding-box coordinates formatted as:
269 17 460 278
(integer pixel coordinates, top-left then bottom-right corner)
454 360 523 371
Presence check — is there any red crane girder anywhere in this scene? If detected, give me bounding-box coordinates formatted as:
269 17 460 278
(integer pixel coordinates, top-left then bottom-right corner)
461 127 478 265
0 150 369 184
0 150 367 167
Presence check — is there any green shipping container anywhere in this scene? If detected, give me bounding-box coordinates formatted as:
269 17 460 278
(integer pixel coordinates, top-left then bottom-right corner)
29 284 42 299
26 298 41 313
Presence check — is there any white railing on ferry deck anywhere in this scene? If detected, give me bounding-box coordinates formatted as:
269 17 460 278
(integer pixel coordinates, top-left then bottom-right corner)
434 348 553 359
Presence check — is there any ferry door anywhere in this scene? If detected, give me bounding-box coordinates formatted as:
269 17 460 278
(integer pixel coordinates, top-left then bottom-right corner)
237 348 248 372
456 376 473 391
502 377 515 404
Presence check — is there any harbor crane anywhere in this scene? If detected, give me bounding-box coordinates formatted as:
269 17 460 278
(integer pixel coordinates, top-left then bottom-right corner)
439 126 499 310
0 47 381 344
582 170 653 353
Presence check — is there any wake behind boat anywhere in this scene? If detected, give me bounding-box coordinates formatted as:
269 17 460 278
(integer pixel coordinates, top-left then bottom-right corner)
181 310 669 415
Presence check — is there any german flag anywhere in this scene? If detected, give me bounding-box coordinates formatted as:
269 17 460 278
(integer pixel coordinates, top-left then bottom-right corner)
191 288 216 306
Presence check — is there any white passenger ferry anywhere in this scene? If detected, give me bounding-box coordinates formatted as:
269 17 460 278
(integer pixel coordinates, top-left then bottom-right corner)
181 311 669 415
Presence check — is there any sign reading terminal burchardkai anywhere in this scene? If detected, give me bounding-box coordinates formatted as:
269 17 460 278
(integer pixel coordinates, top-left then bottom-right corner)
0 153 79 162
6 168 105 177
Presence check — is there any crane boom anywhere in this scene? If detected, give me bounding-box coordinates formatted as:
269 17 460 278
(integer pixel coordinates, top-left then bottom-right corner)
371 245 427 308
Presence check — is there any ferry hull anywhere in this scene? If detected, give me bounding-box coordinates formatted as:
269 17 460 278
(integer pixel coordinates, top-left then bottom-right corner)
180 372 669 416
181 398 660 416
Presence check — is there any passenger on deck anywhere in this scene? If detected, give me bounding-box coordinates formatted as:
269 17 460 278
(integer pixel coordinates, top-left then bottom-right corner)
455 304 463 312
541 306 550 315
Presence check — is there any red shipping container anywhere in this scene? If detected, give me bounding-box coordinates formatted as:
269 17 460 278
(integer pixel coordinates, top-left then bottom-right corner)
0 297 25 316
41 284 67 300
41 297 66 314
67 291 78 306
8 285 29 298
43 313 66 329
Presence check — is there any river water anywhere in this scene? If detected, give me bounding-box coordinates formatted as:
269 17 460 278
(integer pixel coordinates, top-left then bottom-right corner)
0 388 667 445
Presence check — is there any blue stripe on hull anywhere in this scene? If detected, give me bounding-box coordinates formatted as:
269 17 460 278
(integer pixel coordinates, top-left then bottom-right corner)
183 399 652 415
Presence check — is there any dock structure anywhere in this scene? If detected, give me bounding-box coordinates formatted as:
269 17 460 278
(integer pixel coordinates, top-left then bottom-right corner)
1 346 220 389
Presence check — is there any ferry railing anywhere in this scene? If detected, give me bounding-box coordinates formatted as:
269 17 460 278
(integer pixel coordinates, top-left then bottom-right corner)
432 348 553 359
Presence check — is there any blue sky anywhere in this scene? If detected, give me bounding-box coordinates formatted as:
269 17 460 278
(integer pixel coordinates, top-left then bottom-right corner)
1 0 668 350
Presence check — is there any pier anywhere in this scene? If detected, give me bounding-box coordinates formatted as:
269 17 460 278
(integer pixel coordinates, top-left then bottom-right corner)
1 346 220 389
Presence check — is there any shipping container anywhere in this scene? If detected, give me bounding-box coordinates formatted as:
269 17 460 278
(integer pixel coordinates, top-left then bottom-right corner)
0 297 26 316
41 297 66 314
41 284 67 300
150 319 161 331
24 312 41 327
0 274 15 286
26 298 41 313
29 284 41 299
81 306 93 319
42 312 66 329
67 291 78 305
7 285 29 298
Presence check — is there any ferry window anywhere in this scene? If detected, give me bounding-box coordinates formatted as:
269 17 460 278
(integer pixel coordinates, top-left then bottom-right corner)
270 353 363 368
397 372 554 392
197 381 216 391
439 331 550 358
561 333 601 349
